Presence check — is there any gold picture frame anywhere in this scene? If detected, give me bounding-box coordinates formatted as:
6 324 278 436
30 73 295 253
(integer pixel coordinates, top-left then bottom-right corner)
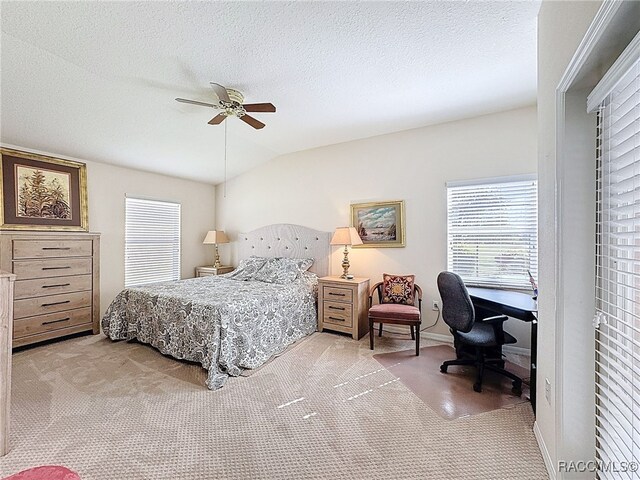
350 200 405 248
0 148 89 231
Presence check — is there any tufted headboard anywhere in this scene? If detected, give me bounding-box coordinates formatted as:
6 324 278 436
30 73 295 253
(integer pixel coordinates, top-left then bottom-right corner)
237 224 331 277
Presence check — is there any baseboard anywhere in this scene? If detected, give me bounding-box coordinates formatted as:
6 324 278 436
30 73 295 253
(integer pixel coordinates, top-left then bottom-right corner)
534 421 556 480
421 332 531 357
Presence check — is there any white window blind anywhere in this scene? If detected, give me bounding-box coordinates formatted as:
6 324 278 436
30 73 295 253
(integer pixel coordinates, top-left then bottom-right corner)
594 53 640 479
447 176 538 290
125 197 181 288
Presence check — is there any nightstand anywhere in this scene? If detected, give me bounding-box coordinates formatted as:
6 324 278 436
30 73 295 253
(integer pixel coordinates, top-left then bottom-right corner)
195 265 234 277
318 276 370 340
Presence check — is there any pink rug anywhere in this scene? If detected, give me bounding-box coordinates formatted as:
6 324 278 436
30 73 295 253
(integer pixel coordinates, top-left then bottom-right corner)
2 466 80 480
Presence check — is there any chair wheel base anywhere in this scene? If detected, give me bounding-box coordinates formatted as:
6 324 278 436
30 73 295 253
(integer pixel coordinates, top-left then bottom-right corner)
473 382 482 393
512 381 522 396
440 364 448 373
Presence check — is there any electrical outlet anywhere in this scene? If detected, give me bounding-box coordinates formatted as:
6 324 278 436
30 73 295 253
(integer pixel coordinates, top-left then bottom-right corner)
545 378 551 404
432 300 440 311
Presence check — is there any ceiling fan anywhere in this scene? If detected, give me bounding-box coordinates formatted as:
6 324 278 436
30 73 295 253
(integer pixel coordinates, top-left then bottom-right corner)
176 83 276 130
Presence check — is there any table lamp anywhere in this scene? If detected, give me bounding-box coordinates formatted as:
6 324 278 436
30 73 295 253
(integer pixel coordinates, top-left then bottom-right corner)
203 230 229 268
330 227 363 279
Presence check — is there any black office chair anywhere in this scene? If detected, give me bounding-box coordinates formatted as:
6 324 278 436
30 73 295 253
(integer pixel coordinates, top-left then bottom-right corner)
436 271 523 394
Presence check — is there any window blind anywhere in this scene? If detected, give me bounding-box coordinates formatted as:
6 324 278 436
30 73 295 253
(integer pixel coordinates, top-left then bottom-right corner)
125 197 181 288
594 54 640 479
447 176 538 290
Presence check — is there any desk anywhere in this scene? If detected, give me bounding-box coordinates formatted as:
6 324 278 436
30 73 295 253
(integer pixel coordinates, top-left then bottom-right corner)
467 287 538 413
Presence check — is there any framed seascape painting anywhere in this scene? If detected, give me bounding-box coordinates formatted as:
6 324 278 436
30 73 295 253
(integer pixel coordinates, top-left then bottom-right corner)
0 148 88 231
351 200 405 248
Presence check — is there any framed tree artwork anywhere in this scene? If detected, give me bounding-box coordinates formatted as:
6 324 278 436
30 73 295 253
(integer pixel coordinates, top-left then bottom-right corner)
350 200 405 248
0 148 88 231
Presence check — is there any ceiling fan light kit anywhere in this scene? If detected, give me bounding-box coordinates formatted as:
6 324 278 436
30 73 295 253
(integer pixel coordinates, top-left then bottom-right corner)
176 82 275 130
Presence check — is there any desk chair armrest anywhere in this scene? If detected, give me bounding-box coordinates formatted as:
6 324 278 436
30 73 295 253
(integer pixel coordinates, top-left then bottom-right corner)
480 315 509 324
480 315 509 345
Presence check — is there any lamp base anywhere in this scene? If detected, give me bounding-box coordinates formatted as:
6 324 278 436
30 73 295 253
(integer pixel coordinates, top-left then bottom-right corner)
213 244 221 268
340 245 350 278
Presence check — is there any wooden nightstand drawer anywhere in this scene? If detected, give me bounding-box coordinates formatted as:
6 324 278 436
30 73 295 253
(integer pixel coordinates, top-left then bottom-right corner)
323 285 353 303
322 300 353 327
195 266 234 277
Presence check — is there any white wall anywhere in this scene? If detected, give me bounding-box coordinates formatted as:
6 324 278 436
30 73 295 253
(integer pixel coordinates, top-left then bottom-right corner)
2 145 217 315
216 106 537 348
536 0 602 475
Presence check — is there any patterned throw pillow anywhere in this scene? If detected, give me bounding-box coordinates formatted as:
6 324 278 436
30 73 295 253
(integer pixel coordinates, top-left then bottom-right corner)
291 257 314 272
382 273 415 305
253 257 314 284
225 256 268 281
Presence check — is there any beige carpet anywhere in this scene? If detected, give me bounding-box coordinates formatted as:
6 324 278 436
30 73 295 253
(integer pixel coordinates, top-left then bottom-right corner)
373 345 530 420
0 332 548 480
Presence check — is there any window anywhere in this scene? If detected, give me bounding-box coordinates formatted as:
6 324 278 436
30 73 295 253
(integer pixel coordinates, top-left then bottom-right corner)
125 197 181 288
591 52 639 478
446 176 538 290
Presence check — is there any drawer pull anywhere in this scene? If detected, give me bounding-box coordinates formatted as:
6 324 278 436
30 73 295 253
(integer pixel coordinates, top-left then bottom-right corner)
328 316 345 321
41 300 70 307
42 266 71 270
328 292 346 297
42 317 71 326
328 306 346 311
42 247 71 250
42 283 71 289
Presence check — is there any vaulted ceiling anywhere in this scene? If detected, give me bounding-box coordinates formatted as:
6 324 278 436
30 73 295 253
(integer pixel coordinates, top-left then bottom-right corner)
1 1 540 184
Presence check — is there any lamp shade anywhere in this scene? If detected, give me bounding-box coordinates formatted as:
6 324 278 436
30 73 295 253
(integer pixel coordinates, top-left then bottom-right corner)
330 227 363 246
203 230 229 245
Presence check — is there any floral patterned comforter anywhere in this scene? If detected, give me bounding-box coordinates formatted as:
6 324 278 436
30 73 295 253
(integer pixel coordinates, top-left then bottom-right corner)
101 273 318 389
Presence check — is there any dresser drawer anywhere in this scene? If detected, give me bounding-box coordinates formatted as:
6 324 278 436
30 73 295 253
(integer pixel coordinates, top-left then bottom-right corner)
322 301 353 327
12 258 92 280
13 307 92 339
14 291 92 319
14 274 92 300
13 239 93 259
322 285 353 303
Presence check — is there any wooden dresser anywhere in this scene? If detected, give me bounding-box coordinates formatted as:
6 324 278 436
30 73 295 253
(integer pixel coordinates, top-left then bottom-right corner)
0 270 16 456
0 232 100 347
318 276 370 340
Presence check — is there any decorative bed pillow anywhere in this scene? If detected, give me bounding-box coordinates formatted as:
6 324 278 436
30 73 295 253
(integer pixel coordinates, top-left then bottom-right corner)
254 257 313 284
291 257 314 272
382 273 415 305
225 256 268 281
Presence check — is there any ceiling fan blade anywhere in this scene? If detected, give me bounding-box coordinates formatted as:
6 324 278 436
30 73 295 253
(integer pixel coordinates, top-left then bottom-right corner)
210 83 231 103
175 98 219 108
239 114 265 130
243 103 276 113
208 113 228 125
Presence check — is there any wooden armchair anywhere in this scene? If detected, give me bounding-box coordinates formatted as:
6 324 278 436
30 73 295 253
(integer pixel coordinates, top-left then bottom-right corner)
368 280 423 355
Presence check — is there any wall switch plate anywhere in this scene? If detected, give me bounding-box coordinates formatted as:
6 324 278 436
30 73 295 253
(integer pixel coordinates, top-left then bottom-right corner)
432 300 439 311
545 378 551 403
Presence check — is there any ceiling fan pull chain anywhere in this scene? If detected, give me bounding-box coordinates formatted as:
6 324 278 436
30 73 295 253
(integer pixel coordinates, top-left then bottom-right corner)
224 119 227 199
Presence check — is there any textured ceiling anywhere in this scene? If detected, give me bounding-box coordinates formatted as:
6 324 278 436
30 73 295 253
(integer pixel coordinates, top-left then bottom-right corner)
0 1 540 184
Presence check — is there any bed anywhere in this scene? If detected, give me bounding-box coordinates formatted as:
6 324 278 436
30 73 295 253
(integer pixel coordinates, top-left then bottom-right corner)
101 224 331 389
